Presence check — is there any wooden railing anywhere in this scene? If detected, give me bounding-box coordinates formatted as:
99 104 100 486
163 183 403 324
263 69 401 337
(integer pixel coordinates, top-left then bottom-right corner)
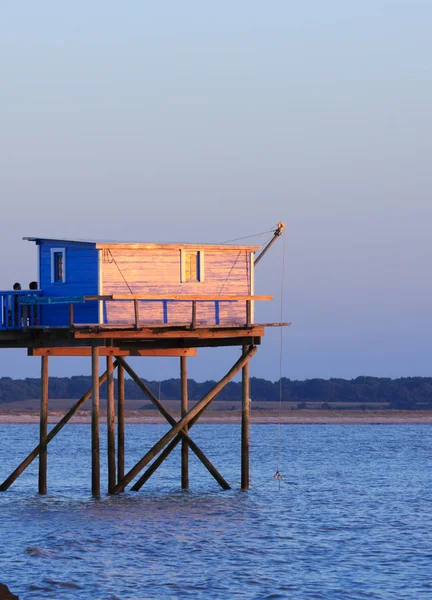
91 294 271 329
0 290 41 331
17 294 272 329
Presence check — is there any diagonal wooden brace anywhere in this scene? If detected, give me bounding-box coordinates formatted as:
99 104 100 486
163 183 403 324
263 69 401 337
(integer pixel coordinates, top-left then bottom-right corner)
131 395 211 490
0 361 119 492
135 340 255 489
112 346 257 494
117 357 230 490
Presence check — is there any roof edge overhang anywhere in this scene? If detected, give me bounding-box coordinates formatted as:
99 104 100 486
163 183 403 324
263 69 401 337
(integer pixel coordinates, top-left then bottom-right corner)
23 238 260 251
94 243 261 251
23 237 96 247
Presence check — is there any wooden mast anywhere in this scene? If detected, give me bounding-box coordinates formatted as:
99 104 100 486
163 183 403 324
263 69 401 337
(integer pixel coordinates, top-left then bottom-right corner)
254 222 285 266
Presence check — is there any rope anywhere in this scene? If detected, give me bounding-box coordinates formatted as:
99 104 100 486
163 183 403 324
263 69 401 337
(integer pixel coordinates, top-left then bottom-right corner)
218 251 242 295
219 225 279 245
273 234 286 490
106 249 134 295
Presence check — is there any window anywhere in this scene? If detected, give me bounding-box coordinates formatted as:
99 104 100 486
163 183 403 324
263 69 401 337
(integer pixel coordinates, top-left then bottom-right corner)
50 248 66 283
185 251 198 281
181 249 204 282
53 252 63 282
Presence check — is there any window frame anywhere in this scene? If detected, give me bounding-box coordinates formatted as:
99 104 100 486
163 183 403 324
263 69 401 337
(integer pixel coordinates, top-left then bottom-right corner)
180 249 204 283
50 247 66 284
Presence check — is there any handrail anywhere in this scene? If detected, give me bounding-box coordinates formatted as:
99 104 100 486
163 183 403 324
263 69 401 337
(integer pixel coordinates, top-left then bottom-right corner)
0 290 41 331
86 294 272 301
13 292 271 330
0 290 42 295
19 293 272 303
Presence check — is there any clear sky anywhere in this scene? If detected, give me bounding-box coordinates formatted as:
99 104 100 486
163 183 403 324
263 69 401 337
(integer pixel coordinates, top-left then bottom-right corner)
0 1 431 382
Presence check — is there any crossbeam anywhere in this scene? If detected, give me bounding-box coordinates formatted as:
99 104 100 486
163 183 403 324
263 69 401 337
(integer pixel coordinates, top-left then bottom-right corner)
112 346 257 494
28 347 197 357
74 327 264 340
0 363 118 491
117 357 230 490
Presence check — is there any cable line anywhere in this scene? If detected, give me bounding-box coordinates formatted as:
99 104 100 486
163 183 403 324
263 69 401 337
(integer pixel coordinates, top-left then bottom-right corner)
273 234 286 490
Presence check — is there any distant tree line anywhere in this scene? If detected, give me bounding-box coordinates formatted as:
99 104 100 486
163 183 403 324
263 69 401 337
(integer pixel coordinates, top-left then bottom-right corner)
0 375 432 409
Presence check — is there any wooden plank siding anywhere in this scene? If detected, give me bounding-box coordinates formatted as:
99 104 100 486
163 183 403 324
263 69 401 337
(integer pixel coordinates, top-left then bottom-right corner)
101 248 252 326
38 242 99 326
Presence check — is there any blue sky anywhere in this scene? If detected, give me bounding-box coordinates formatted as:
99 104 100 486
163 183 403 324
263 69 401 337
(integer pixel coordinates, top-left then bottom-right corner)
1 1 431 381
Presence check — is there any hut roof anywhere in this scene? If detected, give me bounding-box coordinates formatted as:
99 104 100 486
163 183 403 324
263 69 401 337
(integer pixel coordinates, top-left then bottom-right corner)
23 237 261 251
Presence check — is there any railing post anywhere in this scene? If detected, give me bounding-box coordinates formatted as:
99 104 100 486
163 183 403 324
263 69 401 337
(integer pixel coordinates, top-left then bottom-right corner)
246 300 251 327
134 299 140 329
22 304 28 330
191 301 197 330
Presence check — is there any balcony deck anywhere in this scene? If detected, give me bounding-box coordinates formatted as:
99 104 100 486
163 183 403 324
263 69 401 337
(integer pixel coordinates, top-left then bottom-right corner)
0 292 289 353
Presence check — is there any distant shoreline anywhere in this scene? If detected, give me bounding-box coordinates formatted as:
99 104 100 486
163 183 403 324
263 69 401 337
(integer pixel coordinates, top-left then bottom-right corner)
1 409 432 425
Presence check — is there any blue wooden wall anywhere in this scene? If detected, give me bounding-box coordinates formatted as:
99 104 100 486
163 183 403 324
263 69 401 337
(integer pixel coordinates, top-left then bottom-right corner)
38 240 99 326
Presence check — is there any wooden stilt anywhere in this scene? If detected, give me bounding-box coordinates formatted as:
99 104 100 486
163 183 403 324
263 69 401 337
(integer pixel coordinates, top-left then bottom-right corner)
117 363 125 483
113 347 257 495
241 345 250 490
106 355 116 493
91 346 100 496
117 357 230 491
38 355 49 494
180 356 189 489
0 365 117 492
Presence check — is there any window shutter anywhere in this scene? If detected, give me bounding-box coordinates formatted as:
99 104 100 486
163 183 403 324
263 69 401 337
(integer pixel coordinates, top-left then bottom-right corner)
199 251 205 282
180 249 186 283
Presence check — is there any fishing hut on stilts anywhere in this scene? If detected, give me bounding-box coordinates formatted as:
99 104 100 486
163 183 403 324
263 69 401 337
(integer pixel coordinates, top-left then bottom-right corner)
0 223 287 495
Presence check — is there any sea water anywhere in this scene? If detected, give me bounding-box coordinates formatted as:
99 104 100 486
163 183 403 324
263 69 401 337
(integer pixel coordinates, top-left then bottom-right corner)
0 424 431 599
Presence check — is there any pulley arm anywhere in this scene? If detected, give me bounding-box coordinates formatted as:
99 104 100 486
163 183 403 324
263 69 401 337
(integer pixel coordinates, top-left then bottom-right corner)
254 222 285 266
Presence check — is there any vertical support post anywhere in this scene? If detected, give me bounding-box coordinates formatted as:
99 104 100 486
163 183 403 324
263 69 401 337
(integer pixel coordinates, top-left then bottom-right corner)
241 345 250 490
39 355 49 494
117 363 125 484
180 355 189 489
107 354 116 494
91 346 100 496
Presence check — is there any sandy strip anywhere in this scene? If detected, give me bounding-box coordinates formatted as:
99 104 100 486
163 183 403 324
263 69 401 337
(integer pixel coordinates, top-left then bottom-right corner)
0 410 431 425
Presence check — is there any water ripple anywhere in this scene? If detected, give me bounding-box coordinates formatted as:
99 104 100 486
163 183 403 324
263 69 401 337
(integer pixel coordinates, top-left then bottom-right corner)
0 424 431 599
